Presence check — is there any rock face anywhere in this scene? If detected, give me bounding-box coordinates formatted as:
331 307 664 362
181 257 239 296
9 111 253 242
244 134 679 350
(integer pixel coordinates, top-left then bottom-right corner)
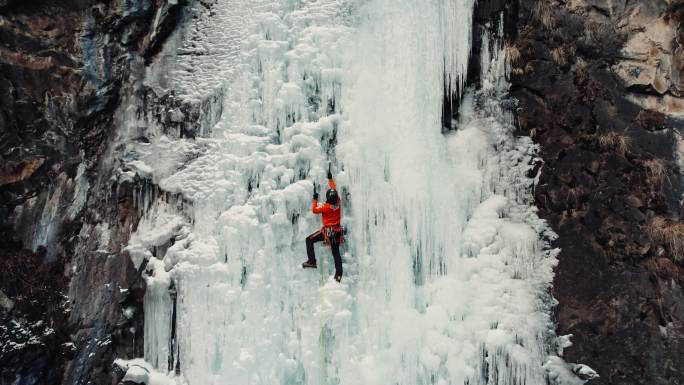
510 1 684 384
2 0 684 384
0 1 185 384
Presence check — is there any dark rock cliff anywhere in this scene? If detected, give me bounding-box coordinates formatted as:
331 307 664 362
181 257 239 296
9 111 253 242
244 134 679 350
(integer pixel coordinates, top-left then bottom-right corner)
0 0 185 384
509 1 684 384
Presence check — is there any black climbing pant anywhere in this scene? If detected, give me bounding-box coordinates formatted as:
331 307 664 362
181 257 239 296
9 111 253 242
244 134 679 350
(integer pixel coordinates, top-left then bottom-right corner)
305 229 343 276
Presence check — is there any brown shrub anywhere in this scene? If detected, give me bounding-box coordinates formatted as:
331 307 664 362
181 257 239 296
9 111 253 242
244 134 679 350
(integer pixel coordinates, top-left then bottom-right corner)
647 217 684 262
643 159 667 186
598 131 631 155
532 0 556 29
504 42 521 65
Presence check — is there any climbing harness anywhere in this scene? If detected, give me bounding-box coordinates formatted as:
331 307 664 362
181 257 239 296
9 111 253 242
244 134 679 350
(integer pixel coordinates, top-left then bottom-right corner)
323 224 344 246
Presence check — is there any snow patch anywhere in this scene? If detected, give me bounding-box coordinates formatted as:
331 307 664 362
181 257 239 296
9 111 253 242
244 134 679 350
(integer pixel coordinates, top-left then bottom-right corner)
114 358 179 385
545 356 599 385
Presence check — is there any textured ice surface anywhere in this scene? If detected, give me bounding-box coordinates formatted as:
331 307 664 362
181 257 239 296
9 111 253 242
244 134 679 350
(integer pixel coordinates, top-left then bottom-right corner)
124 1 577 385
146 0 252 102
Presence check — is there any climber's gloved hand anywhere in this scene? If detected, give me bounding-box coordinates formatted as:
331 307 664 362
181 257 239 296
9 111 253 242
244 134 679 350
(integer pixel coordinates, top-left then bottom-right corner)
327 171 333 179
327 163 333 179
313 192 319 200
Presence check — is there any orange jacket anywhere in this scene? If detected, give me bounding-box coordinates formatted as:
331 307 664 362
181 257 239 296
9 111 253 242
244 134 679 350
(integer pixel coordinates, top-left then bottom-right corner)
312 178 341 227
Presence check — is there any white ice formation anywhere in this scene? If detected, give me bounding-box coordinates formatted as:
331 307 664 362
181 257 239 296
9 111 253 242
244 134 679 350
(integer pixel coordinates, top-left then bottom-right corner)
118 1 593 384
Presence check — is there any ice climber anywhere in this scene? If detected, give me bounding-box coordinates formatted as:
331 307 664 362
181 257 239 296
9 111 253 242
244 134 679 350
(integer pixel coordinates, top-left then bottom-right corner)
302 168 344 282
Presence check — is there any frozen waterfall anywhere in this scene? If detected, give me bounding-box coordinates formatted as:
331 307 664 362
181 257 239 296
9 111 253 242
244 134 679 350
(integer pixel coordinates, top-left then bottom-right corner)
120 1 565 384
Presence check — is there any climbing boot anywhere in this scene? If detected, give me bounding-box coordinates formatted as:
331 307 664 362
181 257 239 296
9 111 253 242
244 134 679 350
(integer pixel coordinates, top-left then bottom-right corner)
334 274 342 283
302 260 317 269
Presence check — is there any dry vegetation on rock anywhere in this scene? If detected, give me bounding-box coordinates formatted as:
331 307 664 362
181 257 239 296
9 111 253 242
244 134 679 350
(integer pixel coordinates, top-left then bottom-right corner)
647 217 684 262
597 131 632 155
